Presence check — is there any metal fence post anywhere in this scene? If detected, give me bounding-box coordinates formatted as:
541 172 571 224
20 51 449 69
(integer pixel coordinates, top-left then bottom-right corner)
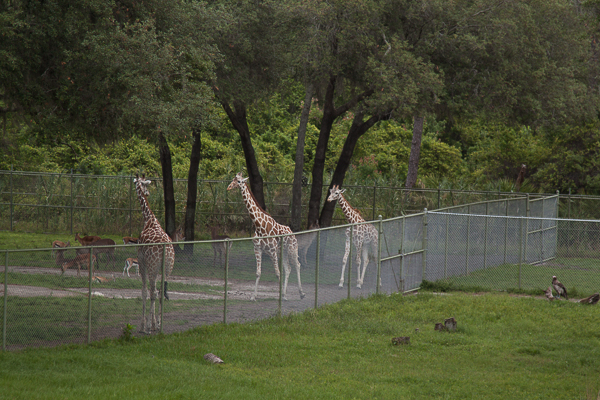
224 239 229 324
437 184 441 209
315 230 320 309
9 165 13 231
444 213 449 279
422 208 428 282
400 216 405 292
129 175 133 237
484 202 489 269
376 215 382 294
504 200 509 264
524 194 530 265
518 216 523 289
160 243 166 334
87 249 93 344
70 169 74 234
465 206 471 276
3 251 8 351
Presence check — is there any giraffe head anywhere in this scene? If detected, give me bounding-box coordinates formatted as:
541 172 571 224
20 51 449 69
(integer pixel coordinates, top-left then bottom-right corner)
134 174 151 196
327 185 346 202
227 172 249 191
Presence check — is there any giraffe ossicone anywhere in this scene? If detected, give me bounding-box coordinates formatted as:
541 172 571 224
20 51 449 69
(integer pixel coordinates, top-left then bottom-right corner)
134 174 175 333
327 185 379 289
227 172 305 301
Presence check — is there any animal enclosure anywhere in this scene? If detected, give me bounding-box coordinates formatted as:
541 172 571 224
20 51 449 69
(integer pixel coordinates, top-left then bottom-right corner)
3 192 599 351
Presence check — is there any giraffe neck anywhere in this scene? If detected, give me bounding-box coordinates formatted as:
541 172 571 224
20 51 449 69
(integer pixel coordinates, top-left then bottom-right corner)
338 195 364 224
136 185 157 226
239 182 272 228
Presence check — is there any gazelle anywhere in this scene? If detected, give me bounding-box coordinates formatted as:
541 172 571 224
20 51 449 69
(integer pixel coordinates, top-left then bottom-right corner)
75 233 101 246
210 226 232 266
123 257 139 277
61 254 97 277
93 274 116 283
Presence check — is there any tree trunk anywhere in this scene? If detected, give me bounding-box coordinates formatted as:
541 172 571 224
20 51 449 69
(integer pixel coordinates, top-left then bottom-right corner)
220 99 267 210
307 77 338 228
158 132 176 240
183 128 202 254
405 116 424 189
319 111 385 227
290 84 313 232
306 76 374 229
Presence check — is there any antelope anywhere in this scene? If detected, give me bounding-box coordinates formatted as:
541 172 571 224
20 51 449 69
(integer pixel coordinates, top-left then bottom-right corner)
76 238 116 270
210 226 232 266
52 240 70 259
123 257 139 277
61 254 97 277
75 233 101 246
93 274 116 283
123 236 139 245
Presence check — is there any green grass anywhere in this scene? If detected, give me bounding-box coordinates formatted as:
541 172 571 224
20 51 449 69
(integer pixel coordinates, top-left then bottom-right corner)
1 292 599 399
426 259 600 298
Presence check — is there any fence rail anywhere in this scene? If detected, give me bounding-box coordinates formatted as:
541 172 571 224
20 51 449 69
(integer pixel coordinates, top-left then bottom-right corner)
4 192 599 352
3 169 596 236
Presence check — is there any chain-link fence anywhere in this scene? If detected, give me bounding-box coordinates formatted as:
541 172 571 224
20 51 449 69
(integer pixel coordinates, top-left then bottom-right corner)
5 192 599 351
4 169 593 235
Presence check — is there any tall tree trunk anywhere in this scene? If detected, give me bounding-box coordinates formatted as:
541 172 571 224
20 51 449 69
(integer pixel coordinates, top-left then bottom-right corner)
319 111 386 227
158 132 176 240
307 77 338 228
220 99 266 210
405 116 424 189
291 84 313 232
307 76 374 228
183 128 202 254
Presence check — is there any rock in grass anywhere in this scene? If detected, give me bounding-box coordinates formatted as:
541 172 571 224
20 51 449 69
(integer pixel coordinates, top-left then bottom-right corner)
204 353 224 364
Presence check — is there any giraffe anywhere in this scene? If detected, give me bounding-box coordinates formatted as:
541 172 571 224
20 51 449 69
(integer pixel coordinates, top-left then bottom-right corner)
134 174 175 333
327 185 378 289
227 172 305 301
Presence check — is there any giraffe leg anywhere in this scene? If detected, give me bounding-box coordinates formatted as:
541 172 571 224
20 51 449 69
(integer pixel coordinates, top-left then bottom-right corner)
359 245 369 289
252 242 263 301
339 228 351 288
266 243 283 300
149 280 157 331
355 241 364 288
289 241 305 299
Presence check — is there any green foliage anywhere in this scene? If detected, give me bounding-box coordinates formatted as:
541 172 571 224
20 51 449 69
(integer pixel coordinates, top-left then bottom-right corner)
533 122 600 194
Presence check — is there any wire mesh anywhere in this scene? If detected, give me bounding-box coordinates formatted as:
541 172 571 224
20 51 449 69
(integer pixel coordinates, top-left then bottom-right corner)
5 193 600 352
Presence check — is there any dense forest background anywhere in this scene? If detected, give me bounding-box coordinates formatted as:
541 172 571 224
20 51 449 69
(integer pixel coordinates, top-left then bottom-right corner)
3 0 600 233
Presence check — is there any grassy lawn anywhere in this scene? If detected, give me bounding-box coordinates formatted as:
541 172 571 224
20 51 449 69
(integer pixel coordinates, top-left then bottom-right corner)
428 258 600 298
1 292 599 399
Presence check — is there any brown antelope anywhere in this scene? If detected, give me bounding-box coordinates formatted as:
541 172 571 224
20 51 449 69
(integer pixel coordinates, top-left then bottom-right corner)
123 257 139 277
54 242 72 267
61 254 97 277
210 226 232 266
123 236 139 245
75 233 101 246
52 240 70 259
75 238 116 270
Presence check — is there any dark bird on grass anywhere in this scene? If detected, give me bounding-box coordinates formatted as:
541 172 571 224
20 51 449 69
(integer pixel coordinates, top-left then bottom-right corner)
552 276 568 300
545 286 555 301
578 293 599 305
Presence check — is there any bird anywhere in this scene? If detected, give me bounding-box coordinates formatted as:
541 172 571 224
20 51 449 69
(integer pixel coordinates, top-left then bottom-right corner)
552 276 568 300
579 293 599 305
544 286 555 301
